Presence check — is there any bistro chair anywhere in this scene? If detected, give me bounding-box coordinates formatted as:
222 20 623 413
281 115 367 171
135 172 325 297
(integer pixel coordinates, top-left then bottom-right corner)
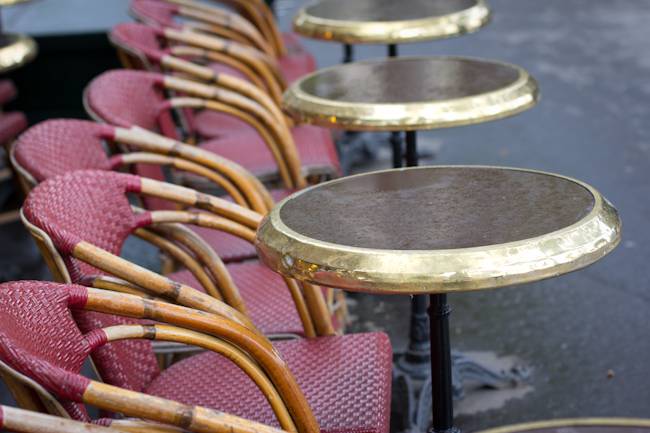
83 69 340 187
11 119 349 327
129 0 316 83
21 168 336 337
0 280 392 433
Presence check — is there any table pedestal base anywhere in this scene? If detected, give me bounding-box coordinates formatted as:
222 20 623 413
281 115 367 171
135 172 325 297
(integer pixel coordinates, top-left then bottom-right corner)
392 294 530 433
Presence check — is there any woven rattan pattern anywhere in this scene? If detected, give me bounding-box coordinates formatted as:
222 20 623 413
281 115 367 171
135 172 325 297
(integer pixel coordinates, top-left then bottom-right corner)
198 124 341 177
145 332 393 433
0 112 27 144
86 69 167 132
277 53 316 84
22 171 162 395
0 281 97 421
13 119 112 183
130 0 180 29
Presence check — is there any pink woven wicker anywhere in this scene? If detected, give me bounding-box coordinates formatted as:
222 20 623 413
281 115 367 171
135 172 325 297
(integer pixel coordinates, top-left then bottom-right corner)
21 169 327 336
0 280 392 433
85 69 341 178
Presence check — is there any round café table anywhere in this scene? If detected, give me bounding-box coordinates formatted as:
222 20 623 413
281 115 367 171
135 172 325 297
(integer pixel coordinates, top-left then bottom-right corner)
475 419 650 433
283 55 539 167
256 166 621 433
293 0 491 60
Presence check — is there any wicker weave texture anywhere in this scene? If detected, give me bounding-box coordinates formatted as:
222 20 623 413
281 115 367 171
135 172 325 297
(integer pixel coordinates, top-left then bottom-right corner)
0 281 96 421
145 332 393 433
196 124 341 176
130 0 180 29
13 119 112 183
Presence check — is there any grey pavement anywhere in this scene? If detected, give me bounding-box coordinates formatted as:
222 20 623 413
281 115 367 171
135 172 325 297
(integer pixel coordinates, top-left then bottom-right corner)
1 0 649 432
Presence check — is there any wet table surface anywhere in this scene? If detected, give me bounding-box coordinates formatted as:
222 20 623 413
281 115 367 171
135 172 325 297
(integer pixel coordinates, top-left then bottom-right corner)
255 166 621 294
283 56 540 131
293 0 491 44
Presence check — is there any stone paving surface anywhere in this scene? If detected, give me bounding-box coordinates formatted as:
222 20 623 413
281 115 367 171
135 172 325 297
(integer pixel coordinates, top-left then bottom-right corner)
1 0 650 431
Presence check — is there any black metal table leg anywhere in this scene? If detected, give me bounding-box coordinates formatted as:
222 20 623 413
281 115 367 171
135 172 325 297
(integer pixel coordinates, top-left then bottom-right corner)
343 44 354 63
428 294 459 433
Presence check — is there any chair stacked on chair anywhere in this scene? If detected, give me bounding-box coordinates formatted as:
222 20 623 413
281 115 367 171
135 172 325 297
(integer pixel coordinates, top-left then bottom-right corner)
0 280 393 433
12 119 336 337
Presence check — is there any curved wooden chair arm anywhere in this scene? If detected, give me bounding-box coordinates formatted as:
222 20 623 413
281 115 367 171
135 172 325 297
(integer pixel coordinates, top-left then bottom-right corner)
164 80 304 188
246 0 286 55
146 218 318 338
114 152 249 208
102 323 295 432
133 227 223 300
149 211 256 243
164 28 285 100
112 127 274 213
109 419 187 433
180 7 275 57
147 222 247 312
163 74 284 126
139 177 263 229
167 97 295 188
170 45 267 91
162 0 280 56
20 208 72 284
185 21 254 50
72 241 255 329
0 359 69 418
92 275 171 303
84 288 319 433
0 405 132 433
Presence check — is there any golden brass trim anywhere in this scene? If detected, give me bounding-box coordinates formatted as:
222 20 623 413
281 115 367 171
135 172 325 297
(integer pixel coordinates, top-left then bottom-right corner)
282 56 540 132
0 0 34 5
293 0 491 44
475 418 650 433
0 34 38 73
255 166 621 294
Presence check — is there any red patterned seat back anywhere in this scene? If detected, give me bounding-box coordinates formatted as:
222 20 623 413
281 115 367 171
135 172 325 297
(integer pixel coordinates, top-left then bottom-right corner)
21 172 162 395
0 281 101 421
13 119 112 183
85 69 182 210
110 22 169 68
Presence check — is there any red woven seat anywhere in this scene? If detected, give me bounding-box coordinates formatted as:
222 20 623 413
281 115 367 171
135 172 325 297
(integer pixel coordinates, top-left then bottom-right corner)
146 333 392 433
0 281 392 433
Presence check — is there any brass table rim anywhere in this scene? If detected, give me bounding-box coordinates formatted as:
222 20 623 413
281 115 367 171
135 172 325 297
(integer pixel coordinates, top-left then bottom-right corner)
475 418 650 433
292 0 491 44
255 166 621 294
0 33 38 73
282 56 540 132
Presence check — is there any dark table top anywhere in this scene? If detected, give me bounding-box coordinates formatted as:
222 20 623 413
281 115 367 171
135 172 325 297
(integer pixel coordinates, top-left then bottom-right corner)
283 56 540 131
293 0 491 44
255 166 621 293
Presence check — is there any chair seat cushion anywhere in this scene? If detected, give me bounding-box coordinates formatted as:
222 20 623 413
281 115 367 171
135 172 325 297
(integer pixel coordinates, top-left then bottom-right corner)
277 52 316 83
196 124 340 179
0 111 28 143
144 332 392 433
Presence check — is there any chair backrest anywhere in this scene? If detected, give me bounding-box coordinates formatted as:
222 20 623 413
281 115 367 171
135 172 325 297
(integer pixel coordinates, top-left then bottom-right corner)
12 118 174 211
21 172 162 396
12 119 112 186
0 280 109 421
109 21 168 72
130 0 180 28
